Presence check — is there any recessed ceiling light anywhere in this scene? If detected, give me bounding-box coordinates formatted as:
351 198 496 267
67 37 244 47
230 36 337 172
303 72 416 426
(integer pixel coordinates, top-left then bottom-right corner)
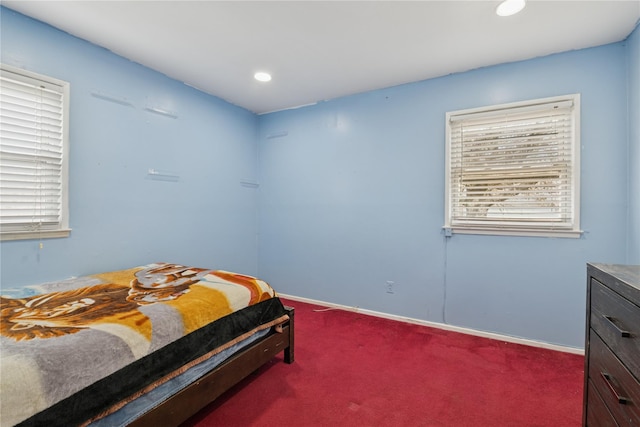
496 0 526 17
254 72 272 82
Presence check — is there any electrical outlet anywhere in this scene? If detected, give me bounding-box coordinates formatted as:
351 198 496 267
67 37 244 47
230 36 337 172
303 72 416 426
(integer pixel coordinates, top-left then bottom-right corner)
386 281 395 294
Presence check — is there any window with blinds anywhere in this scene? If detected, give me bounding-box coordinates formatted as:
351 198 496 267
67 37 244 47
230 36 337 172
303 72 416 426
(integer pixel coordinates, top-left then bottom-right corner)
444 94 581 238
1 65 70 241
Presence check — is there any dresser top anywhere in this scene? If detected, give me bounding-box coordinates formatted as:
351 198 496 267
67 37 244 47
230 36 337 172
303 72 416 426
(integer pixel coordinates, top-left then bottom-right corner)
588 263 640 303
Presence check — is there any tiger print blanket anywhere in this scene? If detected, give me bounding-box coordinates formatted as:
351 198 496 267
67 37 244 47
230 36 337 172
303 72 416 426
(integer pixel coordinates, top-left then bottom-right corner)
0 263 288 427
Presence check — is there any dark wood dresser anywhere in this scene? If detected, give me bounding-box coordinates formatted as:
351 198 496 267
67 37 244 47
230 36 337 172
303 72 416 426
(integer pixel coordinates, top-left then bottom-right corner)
584 263 640 426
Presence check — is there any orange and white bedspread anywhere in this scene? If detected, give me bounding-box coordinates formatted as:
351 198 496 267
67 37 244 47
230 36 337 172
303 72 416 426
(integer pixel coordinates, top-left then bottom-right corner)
0 262 288 427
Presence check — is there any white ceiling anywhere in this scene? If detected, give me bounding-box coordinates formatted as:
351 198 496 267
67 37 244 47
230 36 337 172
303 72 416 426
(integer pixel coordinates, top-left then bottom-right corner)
3 1 640 114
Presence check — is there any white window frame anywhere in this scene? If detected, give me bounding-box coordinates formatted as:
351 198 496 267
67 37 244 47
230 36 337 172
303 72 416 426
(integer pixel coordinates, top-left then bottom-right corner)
444 94 581 238
1 64 71 241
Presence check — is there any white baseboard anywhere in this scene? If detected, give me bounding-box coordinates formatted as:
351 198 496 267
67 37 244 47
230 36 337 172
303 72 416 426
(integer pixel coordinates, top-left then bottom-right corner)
279 293 585 356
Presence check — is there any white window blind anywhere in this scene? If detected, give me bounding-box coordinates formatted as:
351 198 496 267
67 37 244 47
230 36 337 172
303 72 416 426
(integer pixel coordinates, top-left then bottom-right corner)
1 65 70 241
445 95 581 238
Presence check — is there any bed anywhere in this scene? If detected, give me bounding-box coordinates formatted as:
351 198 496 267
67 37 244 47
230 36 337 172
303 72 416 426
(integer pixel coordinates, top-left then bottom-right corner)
0 262 294 427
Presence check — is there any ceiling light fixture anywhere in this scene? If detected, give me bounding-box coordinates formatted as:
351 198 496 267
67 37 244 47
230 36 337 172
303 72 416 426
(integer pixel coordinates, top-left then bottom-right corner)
496 0 526 17
254 72 272 82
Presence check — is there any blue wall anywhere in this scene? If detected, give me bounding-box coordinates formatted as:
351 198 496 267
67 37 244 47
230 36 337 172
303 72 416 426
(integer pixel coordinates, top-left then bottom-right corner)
628 24 640 264
0 8 260 286
257 39 634 349
1 7 638 348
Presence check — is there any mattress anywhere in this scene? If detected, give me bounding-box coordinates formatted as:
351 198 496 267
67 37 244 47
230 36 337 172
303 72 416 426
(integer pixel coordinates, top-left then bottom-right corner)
89 327 271 426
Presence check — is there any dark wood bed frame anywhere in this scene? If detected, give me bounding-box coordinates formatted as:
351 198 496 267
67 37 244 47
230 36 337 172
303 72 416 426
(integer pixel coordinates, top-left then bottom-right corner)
129 306 295 427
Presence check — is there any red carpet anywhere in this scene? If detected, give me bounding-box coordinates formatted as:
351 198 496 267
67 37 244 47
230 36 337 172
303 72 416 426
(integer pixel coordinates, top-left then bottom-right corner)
182 298 584 426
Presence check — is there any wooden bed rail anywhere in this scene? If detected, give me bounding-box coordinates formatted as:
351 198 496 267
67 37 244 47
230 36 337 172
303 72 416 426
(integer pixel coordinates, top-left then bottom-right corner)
129 306 295 427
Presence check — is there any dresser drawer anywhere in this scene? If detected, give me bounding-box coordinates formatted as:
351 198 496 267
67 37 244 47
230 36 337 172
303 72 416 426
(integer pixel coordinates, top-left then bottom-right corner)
589 330 640 426
591 278 640 380
587 379 621 426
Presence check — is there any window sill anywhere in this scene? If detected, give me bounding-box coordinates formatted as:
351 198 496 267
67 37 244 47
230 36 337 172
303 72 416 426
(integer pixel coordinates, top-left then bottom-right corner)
443 226 583 239
1 228 72 242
